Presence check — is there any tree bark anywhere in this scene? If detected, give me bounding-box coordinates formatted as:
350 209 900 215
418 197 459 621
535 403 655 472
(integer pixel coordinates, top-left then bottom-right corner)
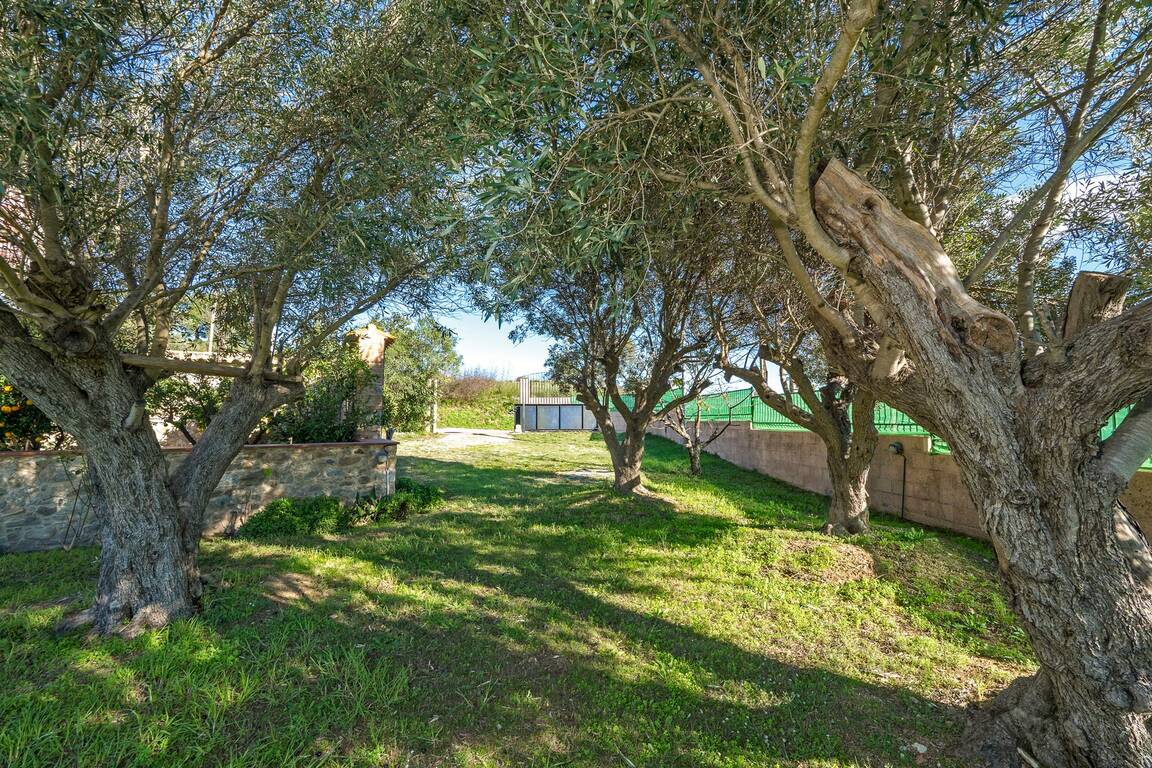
74 376 289 635
823 447 870 536
84 433 198 636
0 310 297 635
6 343 205 636
688 440 702 476
955 451 1152 768
819 383 877 536
600 419 648 494
812 159 1152 767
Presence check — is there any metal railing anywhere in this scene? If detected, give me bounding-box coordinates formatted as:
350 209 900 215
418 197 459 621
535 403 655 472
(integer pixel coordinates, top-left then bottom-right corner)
609 387 1149 467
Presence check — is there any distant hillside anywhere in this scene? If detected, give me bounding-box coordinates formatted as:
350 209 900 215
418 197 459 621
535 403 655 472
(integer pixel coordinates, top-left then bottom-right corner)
440 376 517 430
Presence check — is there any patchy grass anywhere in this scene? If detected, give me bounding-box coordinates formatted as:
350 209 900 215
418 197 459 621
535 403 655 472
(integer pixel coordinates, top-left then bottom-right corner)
0 433 1031 767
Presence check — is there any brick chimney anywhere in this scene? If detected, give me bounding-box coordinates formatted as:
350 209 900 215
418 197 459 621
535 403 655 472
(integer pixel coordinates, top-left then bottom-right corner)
344 324 395 439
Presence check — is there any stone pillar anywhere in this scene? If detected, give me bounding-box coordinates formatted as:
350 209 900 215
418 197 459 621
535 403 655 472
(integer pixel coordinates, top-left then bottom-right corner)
344 324 395 440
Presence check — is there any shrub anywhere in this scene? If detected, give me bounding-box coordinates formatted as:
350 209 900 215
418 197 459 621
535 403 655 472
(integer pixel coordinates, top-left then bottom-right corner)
147 376 229 445
262 345 374 444
238 496 344 538
374 315 461 432
238 479 444 538
345 478 445 524
444 371 501 402
0 375 62 451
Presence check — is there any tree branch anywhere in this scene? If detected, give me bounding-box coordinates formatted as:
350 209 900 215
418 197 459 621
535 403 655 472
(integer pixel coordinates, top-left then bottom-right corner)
791 0 879 272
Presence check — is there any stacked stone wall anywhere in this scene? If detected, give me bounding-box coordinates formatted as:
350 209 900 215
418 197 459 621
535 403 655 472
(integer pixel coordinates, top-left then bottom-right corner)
0 441 397 553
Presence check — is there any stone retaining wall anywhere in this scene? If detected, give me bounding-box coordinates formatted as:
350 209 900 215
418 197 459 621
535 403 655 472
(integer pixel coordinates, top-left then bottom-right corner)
617 415 1152 540
0 441 397 553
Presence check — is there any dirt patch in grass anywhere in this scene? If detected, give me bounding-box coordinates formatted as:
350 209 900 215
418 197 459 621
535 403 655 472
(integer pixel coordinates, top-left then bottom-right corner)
771 538 876 585
0 593 83 615
557 468 615 483
434 429 514 448
263 572 329 606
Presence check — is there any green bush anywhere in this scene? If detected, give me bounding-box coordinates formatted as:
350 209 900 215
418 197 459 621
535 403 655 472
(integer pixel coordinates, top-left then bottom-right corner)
262 345 375 444
238 480 444 538
0 375 62 451
344 478 446 524
374 315 461 432
238 496 344 538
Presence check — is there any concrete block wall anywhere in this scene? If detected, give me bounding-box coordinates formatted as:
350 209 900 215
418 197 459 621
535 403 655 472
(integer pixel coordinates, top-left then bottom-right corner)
619 414 1152 540
0 441 397 553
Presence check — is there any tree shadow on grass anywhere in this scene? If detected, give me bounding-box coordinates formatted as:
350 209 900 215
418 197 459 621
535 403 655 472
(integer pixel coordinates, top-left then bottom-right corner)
0 437 995 768
395 453 741 553
192 537 962 767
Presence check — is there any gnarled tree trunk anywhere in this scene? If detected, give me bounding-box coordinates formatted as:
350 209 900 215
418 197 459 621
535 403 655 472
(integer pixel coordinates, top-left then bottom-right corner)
0 313 296 635
818 383 877 537
85 432 198 636
955 443 1152 767
20 348 206 636
813 159 1152 767
73 375 291 635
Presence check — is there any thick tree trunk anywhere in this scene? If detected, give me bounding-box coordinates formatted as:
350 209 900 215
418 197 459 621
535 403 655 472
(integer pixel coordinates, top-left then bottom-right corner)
0 305 298 636
688 440 702 476
0 334 292 635
63 376 293 636
611 437 646 493
600 420 648 494
823 449 870 536
958 455 1152 768
812 160 1152 767
84 435 199 636
37 353 206 637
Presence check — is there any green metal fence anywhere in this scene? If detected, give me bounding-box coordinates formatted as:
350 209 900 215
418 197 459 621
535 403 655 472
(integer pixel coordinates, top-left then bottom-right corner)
614 387 1150 468
649 388 931 435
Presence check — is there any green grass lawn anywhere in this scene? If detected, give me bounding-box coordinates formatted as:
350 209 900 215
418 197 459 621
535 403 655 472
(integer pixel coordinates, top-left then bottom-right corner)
0 433 1031 767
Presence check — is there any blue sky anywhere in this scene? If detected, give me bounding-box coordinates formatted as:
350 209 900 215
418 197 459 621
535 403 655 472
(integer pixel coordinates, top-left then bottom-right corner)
437 310 552 378
436 309 785 392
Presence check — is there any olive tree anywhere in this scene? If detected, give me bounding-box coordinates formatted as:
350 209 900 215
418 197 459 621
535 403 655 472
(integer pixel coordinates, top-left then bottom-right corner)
656 363 735 476
468 0 1152 761
712 239 878 536
670 1 1152 762
505 218 722 494
0 0 467 635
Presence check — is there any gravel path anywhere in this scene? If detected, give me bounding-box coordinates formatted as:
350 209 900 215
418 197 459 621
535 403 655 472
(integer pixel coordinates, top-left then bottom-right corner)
431 428 516 448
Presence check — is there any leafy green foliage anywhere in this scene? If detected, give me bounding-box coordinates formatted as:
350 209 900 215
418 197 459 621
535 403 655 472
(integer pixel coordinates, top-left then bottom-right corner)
238 479 444 539
263 346 374 444
394 476 446 508
0 375 59 451
237 496 345 538
375 315 462 432
146 377 231 445
344 478 447 526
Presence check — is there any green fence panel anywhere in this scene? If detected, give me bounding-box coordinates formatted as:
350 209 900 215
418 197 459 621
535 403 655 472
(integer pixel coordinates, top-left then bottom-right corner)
750 394 809 431
609 385 1150 468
